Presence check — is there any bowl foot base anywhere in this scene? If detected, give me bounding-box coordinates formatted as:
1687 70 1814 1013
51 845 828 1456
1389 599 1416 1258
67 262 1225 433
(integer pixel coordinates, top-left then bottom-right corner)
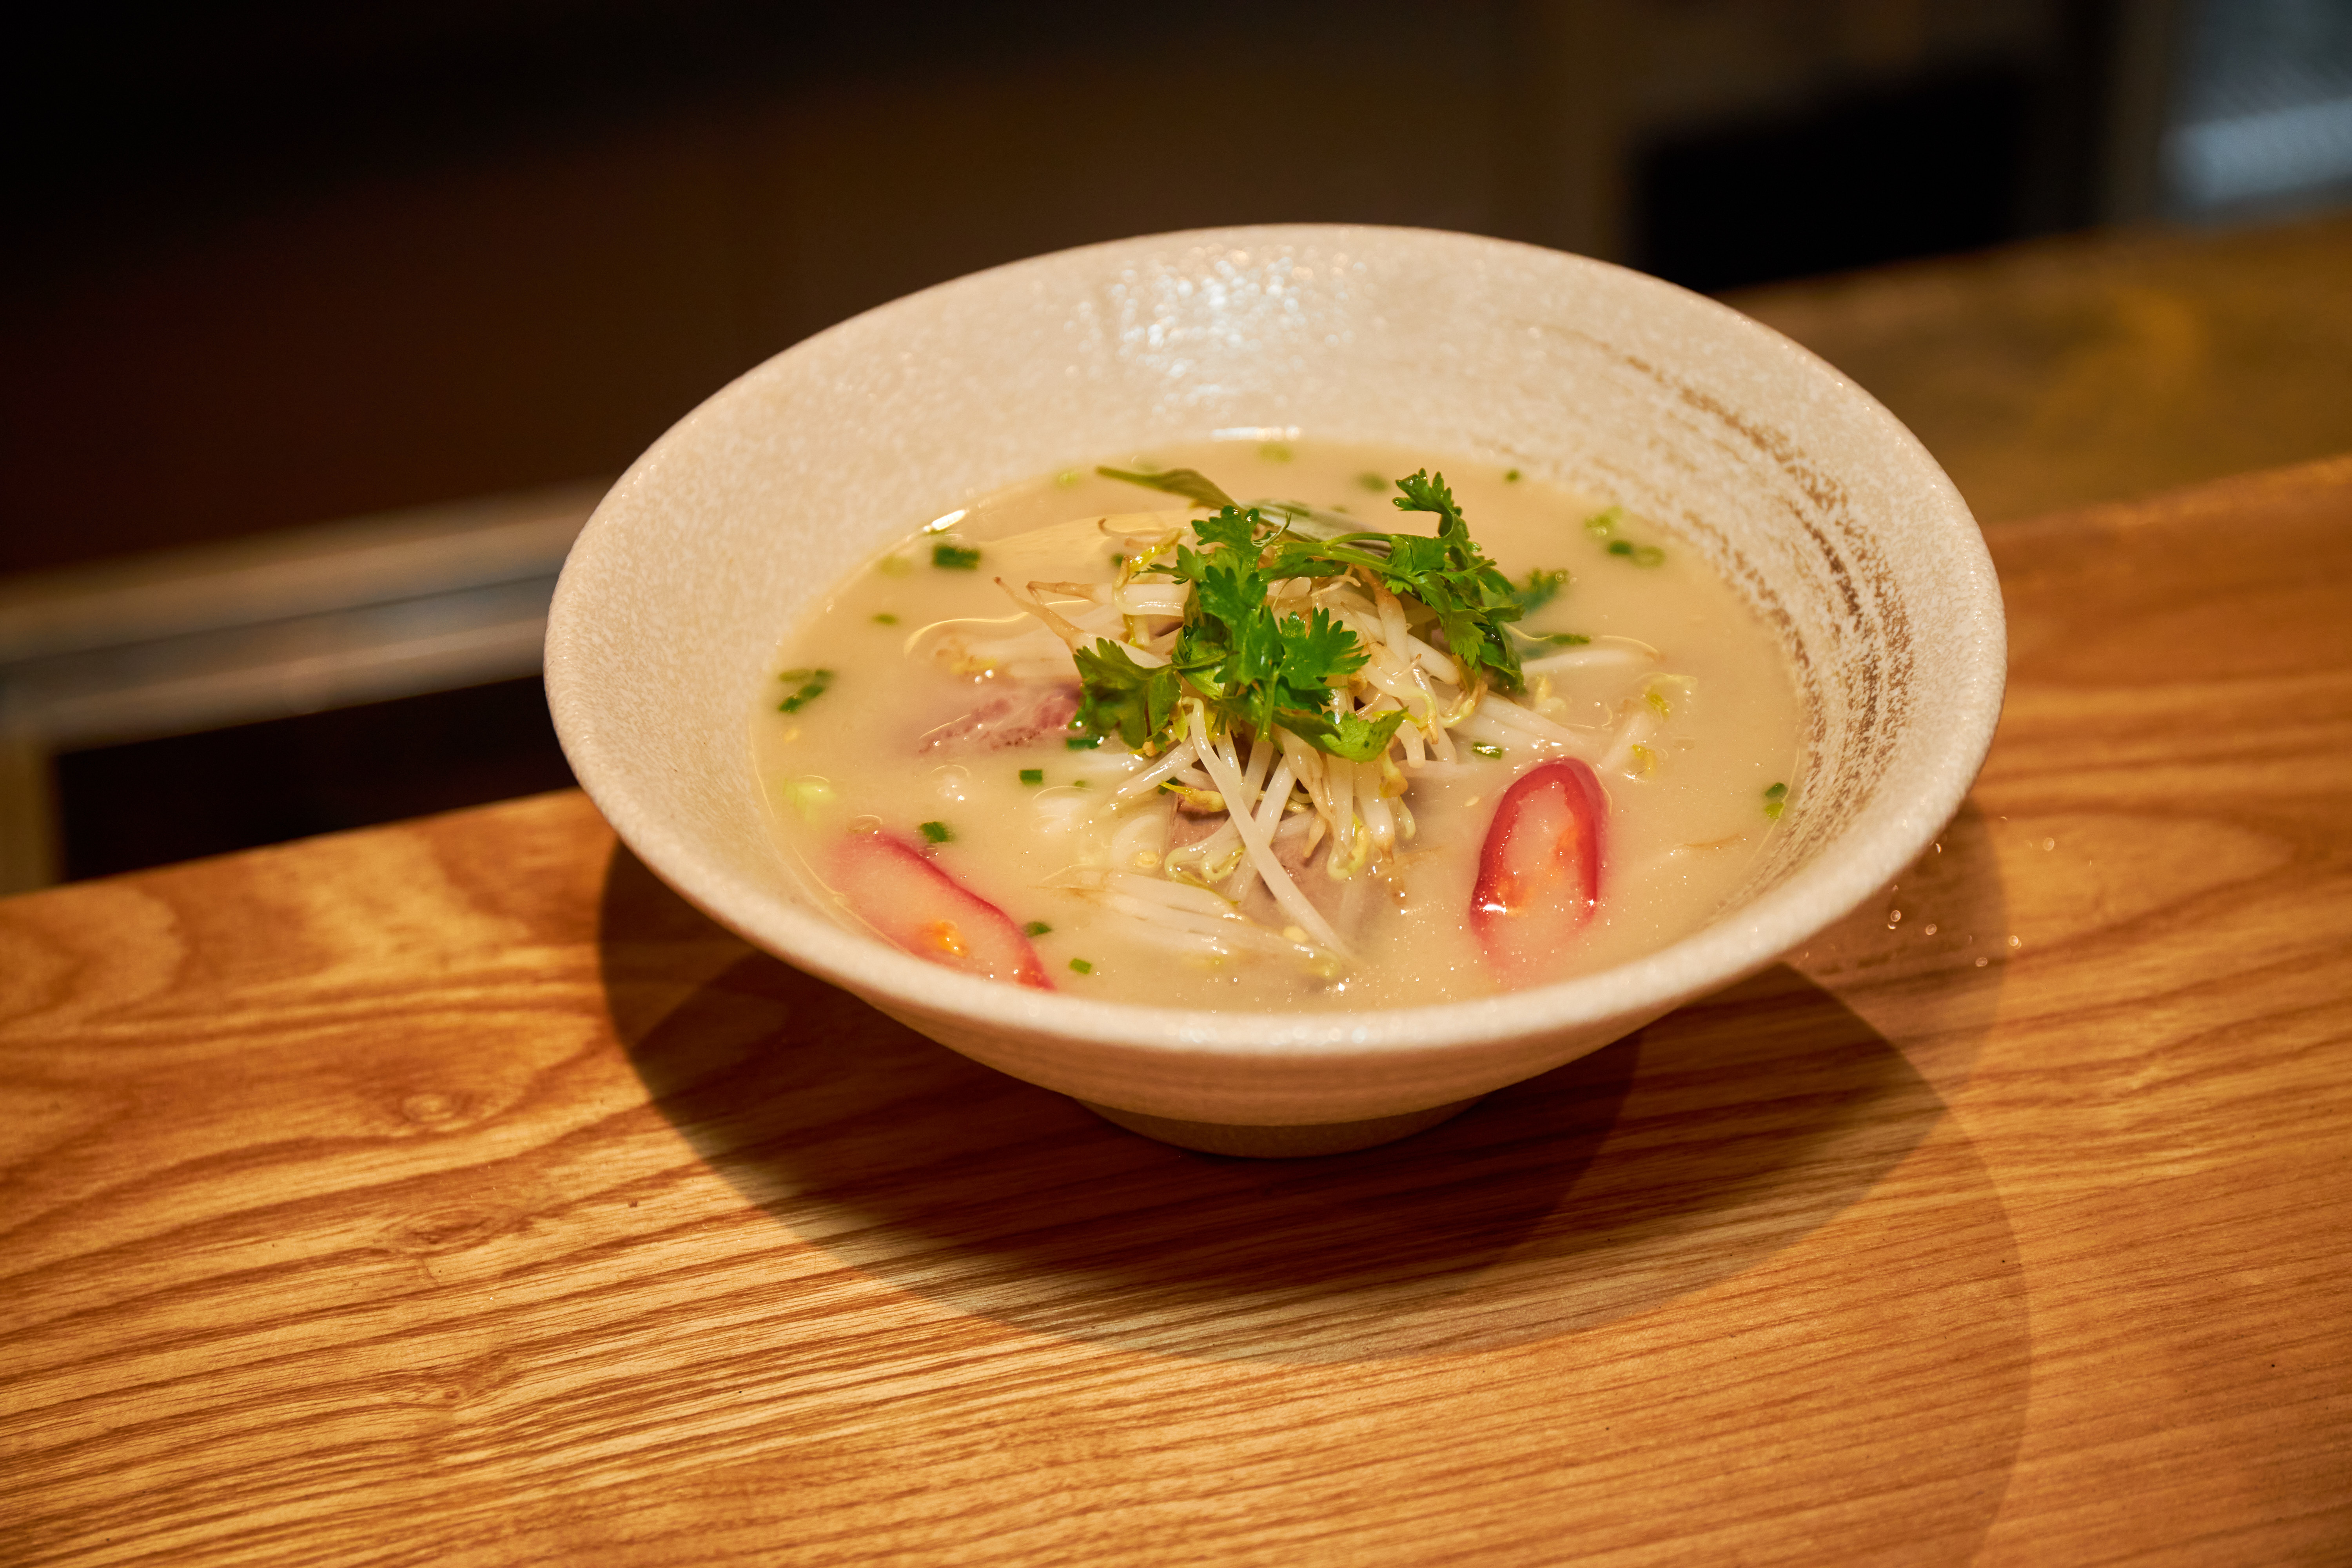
1078 1097 1482 1158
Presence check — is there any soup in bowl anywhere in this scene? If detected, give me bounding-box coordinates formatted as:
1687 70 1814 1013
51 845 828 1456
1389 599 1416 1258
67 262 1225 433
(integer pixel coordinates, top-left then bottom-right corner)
545 225 2004 1156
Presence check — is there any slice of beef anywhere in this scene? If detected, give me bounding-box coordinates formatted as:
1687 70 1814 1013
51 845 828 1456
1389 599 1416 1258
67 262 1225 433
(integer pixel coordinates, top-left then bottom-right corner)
918 682 1079 753
1225 809 1390 944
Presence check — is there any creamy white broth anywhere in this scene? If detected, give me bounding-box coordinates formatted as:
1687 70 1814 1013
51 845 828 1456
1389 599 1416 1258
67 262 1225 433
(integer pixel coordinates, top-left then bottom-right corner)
754 441 1804 1009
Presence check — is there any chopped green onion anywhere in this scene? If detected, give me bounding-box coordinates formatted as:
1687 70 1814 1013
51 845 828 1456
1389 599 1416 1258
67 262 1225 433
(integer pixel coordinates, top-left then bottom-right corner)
931 543 982 570
1764 782 1788 800
1630 544 1665 567
1607 539 1633 557
777 777 834 821
1019 768 1044 785
1066 733 1103 750
1584 507 1622 538
918 820 952 844
1524 631 1591 647
1512 567 1569 615
1764 799 1786 820
1054 468 1082 487
1356 472 1388 492
871 612 899 625
1069 958 1094 975
1504 468 1522 482
1471 742 1504 759
1024 921 1052 937
777 667 835 713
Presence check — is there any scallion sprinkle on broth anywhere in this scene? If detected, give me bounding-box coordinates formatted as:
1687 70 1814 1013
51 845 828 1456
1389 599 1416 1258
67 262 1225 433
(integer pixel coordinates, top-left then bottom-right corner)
755 441 1804 1008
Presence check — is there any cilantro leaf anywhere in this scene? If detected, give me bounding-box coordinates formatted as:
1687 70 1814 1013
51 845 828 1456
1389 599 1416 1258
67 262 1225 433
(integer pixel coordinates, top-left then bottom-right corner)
1066 468 1530 766
1072 639 1182 750
1279 704 1407 761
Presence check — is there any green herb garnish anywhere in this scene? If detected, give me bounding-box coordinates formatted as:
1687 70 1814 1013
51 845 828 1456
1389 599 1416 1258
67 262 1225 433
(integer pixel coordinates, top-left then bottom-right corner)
871 612 899 625
1587 505 1664 566
1764 781 1788 820
1071 470 1526 762
1355 472 1389 492
1065 733 1103 750
931 543 982 570
1024 921 1052 937
918 820 953 844
1504 468 1522 482
1512 567 1569 615
1471 742 1504 758
777 668 835 713
1069 958 1094 975
1520 631 1592 647
1018 768 1044 785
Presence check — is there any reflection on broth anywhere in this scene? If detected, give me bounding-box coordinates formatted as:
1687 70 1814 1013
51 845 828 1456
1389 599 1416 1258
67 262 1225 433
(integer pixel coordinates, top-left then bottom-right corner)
755 442 1804 1009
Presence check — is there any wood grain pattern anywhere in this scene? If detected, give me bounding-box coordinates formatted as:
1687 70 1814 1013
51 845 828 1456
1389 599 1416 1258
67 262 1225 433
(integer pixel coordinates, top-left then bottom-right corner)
5 460 2352 1566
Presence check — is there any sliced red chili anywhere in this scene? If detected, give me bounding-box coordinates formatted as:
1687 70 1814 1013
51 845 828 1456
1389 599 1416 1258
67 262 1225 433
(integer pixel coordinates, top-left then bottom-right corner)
831 832 1052 990
1470 757 1607 979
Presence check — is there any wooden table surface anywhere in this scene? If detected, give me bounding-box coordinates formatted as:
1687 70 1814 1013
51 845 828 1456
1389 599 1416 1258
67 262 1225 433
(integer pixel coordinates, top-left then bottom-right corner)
6 459 2351 1566
1726 212 2352 526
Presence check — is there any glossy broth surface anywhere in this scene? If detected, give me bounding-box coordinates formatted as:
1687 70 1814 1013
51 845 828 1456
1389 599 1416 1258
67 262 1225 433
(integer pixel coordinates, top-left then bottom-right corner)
755 442 1804 1009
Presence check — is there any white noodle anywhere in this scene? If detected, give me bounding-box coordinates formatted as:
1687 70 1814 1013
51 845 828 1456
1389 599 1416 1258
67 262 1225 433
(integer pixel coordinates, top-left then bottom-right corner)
1112 740 1198 802
1240 731 1273 797
1359 764 1396 853
1107 872 1235 915
1221 753 1299 900
1523 640 1659 679
1325 755 1358 864
1600 703 1663 776
1253 756 1297 834
1480 695 1590 746
1113 584 1191 616
1405 633 1460 684
1189 708 1350 956
1107 803 1171 871
1454 709 1556 754
1374 581 1412 655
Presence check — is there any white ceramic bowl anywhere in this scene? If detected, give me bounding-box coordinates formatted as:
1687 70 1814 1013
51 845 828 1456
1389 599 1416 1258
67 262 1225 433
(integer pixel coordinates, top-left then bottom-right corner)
546 224 2004 1156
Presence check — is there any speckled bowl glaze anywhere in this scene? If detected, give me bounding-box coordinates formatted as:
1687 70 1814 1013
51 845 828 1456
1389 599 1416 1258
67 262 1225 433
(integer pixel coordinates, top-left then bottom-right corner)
546 225 2004 1157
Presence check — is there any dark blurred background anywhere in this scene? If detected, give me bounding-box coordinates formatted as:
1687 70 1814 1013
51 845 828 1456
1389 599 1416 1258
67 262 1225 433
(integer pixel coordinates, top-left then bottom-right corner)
5 0 2350 889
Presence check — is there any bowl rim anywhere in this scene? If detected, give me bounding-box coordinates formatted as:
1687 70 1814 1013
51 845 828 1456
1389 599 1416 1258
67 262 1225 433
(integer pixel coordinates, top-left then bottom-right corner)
548 221 2005 1057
